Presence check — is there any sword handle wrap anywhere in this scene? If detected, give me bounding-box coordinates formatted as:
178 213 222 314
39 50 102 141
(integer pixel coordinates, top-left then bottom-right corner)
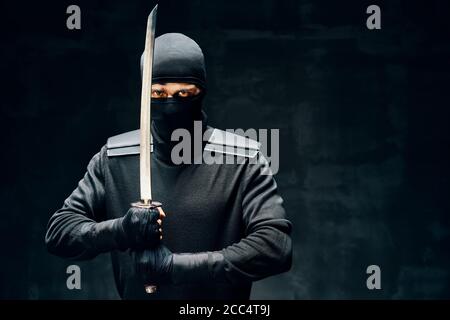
131 200 163 294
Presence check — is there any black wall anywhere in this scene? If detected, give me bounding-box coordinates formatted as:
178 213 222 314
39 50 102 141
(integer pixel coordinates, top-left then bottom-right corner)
1 0 449 299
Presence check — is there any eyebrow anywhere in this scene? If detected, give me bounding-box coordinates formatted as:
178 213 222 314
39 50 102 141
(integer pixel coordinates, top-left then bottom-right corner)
151 85 199 91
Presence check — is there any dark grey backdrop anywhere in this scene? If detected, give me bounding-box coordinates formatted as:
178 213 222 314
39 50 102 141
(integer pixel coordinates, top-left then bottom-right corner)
1 0 449 299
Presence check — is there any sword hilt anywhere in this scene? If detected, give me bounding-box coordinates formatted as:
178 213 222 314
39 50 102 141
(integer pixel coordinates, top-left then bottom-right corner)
131 200 162 294
131 200 162 209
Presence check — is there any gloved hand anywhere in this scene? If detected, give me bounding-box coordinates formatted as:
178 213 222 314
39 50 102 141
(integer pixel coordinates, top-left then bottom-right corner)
132 245 228 285
132 244 174 285
71 206 165 257
112 206 165 250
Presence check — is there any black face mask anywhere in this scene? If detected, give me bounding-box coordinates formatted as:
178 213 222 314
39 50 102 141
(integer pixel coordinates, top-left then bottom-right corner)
151 93 204 141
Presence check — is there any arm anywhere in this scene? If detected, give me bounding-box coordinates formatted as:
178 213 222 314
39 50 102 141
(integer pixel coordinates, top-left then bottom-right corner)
45 146 162 261
134 155 293 285
174 156 292 284
45 146 115 260
221 156 292 282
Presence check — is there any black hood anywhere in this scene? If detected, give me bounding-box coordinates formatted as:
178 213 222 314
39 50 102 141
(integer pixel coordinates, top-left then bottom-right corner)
141 33 206 89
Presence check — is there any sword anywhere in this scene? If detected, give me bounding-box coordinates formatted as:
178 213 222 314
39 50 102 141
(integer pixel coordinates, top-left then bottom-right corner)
131 4 162 295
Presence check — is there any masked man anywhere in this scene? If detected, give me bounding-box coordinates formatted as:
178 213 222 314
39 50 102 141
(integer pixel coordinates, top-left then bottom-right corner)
45 33 292 299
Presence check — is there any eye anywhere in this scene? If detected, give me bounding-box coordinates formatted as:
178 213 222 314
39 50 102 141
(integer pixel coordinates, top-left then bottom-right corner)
151 89 167 98
177 90 190 98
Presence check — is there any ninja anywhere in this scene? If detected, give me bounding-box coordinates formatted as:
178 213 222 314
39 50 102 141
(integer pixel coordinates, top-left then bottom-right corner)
45 31 292 299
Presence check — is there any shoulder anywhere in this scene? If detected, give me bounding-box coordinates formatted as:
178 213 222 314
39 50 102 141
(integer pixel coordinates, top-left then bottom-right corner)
105 127 261 158
204 127 261 159
205 128 276 176
106 129 147 157
102 127 275 188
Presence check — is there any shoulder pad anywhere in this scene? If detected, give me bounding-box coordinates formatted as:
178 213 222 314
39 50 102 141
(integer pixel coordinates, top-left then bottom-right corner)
106 130 153 157
204 128 260 158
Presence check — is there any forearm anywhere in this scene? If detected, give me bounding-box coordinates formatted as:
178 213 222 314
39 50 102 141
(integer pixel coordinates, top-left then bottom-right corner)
171 221 292 285
46 200 161 260
222 223 293 282
45 208 124 261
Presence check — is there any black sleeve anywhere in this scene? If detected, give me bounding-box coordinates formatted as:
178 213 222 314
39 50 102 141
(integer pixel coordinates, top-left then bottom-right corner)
171 154 293 285
45 146 120 260
220 154 293 282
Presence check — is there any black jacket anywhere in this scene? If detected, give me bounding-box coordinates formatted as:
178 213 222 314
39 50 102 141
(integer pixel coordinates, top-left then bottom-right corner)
45 127 292 299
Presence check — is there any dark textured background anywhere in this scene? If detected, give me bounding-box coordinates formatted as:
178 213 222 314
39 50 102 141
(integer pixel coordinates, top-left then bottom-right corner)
1 0 449 299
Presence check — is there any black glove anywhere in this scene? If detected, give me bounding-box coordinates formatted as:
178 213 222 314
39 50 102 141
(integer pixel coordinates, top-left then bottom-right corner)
66 206 162 258
115 206 162 250
132 244 173 285
132 245 229 285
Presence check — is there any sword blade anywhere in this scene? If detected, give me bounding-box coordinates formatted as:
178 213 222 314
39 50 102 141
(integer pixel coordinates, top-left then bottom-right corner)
139 5 157 204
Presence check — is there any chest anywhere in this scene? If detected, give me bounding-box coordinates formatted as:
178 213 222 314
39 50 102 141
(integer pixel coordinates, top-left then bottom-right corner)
106 156 245 251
